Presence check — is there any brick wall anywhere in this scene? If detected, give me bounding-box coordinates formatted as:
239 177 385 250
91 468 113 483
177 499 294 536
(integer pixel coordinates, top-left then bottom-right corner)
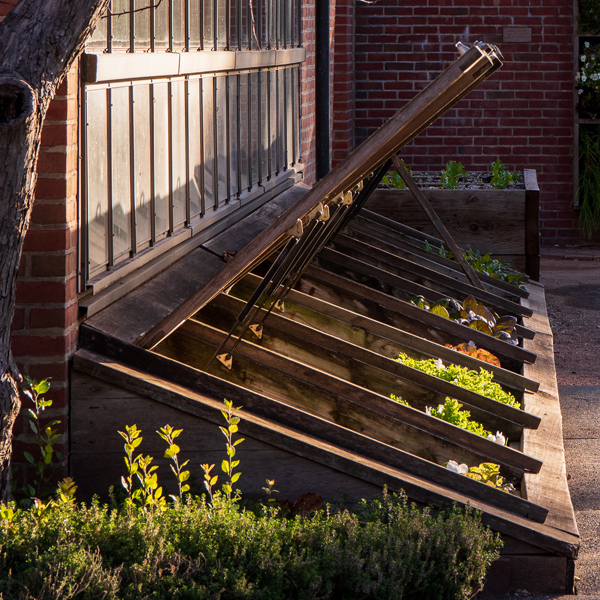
301 2 317 184
353 0 585 246
11 66 80 490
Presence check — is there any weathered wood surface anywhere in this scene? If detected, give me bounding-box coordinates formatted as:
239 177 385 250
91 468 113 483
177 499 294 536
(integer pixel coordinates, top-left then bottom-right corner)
521 283 579 537
330 234 532 317
71 349 579 557
235 273 540 394
299 264 537 368
350 211 530 297
137 43 504 350
364 187 526 255
199 292 541 438
84 184 309 345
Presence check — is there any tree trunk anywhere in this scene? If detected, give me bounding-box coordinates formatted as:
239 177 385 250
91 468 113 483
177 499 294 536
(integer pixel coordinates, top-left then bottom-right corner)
0 0 110 502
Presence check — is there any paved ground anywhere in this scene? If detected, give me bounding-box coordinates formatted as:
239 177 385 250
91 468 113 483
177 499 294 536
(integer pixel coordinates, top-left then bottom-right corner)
486 252 600 599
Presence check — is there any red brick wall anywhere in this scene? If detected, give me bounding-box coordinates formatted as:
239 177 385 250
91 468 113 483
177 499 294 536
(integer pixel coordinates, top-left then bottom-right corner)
301 2 317 185
353 0 583 246
11 66 80 490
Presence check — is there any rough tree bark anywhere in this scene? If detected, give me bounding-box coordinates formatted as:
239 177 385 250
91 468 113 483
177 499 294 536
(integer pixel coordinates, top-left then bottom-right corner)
0 0 110 502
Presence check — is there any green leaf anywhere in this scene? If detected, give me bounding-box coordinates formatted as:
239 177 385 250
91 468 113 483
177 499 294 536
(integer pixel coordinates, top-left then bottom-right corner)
231 472 242 483
430 305 450 319
164 444 180 459
27 408 37 420
24 451 35 465
228 424 238 434
233 438 245 446
181 484 190 493
29 421 38 434
221 459 230 473
179 471 190 482
210 475 218 486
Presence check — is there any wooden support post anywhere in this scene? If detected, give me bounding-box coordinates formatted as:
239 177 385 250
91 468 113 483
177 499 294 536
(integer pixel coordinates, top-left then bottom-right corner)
392 155 484 289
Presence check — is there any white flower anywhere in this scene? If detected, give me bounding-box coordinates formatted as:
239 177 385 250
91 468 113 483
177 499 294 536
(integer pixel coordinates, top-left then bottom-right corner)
495 431 506 445
582 75 588 83
446 460 469 474
434 358 445 370
576 72 581 81
582 54 587 62
585 41 590 48
592 73 599 81
425 406 432 415
436 404 444 415
487 433 496 442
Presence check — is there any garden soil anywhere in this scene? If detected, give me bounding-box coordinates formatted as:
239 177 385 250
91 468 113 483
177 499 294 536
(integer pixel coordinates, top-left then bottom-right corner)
484 251 600 599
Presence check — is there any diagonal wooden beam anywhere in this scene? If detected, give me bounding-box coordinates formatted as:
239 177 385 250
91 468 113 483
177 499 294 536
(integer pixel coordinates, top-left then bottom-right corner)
392 155 484 289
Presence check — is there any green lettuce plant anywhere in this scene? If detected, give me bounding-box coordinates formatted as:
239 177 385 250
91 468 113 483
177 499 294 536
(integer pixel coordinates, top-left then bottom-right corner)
441 160 467 189
489 159 519 189
396 353 520 409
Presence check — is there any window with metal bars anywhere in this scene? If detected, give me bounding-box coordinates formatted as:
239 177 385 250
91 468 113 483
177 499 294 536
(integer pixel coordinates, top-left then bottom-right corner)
79 0 303 292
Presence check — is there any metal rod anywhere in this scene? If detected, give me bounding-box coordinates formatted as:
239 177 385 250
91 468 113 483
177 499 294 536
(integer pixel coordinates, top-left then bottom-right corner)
168 81 174 233
185 0 190 51
205 236 299 369
107 87 114 266
129 85 137 254
213 76 219 209
107 0 113 52
199 77 206 216
257 70 262 184
185 79 191 223
130 0 135 51
225 74 231 203
150 84 157 243
150 0 156 51
248 72 253 190
236 73 242 194
169 0 174 51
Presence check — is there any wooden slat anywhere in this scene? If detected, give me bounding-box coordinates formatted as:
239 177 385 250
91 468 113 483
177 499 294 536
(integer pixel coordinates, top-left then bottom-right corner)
345 217 526 301
167 317 537 438
72 346 582 557
332 233 532 317
137 43 504 350
236 272 540 393
300 264 537 366
354 210 531 296
200 292 542 452
521 283 579 537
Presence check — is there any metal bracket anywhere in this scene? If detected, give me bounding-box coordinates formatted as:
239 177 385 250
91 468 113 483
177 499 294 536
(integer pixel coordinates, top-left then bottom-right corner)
275 299 285 312
217 353 233 370
341 191 353 205
249 323 263 339
287 219 304 238
318 204 330 221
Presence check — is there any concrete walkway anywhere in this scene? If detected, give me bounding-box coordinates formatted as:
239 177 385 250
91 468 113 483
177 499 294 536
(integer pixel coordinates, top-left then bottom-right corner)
487 252 600 599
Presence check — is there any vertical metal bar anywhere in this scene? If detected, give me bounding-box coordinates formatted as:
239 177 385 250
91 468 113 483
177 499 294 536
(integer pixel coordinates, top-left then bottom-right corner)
199 77 206 216
226 0 231 50
107 0 113 52
185 0 190 51
150 0 156 51
237 0 241 49
291 67 296 165
248 71 252 189
283 67 288 168
247 0 251 50
282 0 286 47
168 80 174 233
266 0 270 49
169 0 174 51
107 87 114 266
185 78 191 223
213 76 219 208
225 74 231 202
236 73 242 193
275 67 280 172
150 84 156 243
200 0 204 50
297 0 301 47
79 79 89 289
257 69 262 184
257 0 262 47
214 0 218 49
266 69 271 179
130 0 135 51
129 85 137 255
275 0 279 49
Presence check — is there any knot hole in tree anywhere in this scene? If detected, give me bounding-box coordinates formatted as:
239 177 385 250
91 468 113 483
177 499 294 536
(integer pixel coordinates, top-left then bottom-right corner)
0 78 36 127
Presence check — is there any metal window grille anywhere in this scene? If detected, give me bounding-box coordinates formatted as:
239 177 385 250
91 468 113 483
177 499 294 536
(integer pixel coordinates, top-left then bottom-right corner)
79 0 303 290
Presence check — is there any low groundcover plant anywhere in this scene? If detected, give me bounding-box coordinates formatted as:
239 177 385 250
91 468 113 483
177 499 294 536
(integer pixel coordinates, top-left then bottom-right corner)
0 490 501 600
1 382 502 599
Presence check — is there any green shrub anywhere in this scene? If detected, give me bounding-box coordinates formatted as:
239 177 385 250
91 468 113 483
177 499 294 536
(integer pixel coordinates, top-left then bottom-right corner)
0 490 501 600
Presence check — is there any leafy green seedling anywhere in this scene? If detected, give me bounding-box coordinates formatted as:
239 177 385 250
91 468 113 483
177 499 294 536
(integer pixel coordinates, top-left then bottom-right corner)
382 161 411 189
441 161 467 189
20 376 63 502
158 425 190 501
220 399 245 501
489 159 519 189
